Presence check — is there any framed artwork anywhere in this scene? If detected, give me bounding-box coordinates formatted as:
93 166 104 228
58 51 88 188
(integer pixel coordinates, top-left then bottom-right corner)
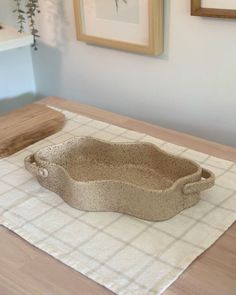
191 0 236 19
74 0 163 55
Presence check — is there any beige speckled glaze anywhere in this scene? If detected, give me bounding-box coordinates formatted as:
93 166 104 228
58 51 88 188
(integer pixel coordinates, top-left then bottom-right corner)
24 136 215 221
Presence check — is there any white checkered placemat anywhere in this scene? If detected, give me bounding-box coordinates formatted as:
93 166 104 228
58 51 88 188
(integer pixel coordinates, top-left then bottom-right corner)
0 106 236 295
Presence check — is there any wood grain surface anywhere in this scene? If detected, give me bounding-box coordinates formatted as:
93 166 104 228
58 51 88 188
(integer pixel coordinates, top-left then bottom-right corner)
0 96 235 295
0 104 65 158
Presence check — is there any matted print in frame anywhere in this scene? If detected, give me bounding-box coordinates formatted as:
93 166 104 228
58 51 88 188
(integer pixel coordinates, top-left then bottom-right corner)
74 0 163 55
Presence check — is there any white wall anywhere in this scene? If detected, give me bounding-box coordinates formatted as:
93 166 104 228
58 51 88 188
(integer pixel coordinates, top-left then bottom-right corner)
33 0 236 146
0 0 36 113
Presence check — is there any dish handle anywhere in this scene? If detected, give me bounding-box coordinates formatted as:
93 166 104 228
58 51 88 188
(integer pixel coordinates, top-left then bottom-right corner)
183 168 215 194
24 154 48 178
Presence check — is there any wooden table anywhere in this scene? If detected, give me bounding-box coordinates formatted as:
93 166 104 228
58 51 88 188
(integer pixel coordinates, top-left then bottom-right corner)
0 96 235 295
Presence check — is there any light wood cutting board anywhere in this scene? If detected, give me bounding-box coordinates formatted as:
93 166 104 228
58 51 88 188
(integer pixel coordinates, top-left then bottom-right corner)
0 104 65 158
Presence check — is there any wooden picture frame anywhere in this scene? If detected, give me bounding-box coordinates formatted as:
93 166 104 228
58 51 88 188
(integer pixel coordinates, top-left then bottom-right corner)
191 0 236 19
74 0 163 55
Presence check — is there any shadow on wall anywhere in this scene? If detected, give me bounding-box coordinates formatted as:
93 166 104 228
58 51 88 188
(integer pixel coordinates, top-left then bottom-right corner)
159 0 170 60
33 41 63 99
0 93 36 115
39 0 70 49
32 0 71 99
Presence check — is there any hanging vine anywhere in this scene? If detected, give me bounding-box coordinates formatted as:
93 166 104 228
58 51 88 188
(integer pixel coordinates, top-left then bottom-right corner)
13 0 26 33
13 0 40 50
26 0 40 50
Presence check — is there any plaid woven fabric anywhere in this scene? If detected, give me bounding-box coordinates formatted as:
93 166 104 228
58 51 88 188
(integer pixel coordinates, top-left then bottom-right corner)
0 106 235 295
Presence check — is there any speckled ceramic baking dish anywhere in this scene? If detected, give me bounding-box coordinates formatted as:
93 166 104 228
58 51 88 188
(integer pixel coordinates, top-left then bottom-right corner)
24 136 215 221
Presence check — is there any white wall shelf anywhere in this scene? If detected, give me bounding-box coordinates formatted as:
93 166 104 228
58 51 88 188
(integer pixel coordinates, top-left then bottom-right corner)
0 24 33 52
